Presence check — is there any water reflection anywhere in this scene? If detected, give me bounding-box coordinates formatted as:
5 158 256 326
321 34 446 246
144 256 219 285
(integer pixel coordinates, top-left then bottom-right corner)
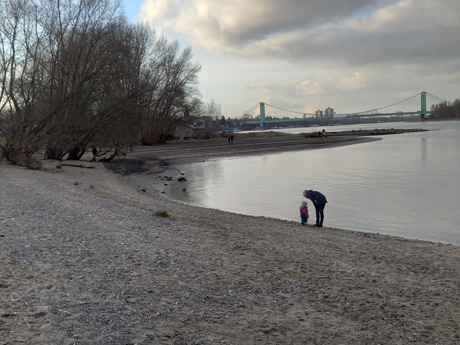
421 138 427 167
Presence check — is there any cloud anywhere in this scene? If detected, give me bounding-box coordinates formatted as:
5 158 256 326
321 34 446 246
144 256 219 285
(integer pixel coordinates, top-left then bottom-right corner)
141 0 460 66
141 0 384 41
233 57 460 114
336 72 368 90
139 0 460 117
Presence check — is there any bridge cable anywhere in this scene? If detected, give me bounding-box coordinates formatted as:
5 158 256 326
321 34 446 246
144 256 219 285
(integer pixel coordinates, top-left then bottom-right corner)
426 92 451 104
236 104 259 118
265 103 315 116
352 93 421 115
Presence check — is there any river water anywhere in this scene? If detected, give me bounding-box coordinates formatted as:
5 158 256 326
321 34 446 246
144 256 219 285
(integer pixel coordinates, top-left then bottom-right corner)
166 120 460 245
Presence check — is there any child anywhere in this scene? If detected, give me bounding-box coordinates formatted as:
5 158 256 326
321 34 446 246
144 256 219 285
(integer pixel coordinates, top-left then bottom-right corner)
299 201 309 226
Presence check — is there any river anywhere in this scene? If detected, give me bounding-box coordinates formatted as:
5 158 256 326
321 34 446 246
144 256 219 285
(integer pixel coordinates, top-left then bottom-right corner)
165 120 460 245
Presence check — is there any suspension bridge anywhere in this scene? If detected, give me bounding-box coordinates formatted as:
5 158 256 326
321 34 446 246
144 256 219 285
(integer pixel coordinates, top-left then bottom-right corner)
239 91 449 128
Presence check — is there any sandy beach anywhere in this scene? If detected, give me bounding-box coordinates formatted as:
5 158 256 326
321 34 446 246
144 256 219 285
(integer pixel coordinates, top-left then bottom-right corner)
1 131 459 344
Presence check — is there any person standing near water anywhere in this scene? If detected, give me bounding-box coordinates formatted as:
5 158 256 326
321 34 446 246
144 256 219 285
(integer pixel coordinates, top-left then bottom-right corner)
303 189 327 227
299 201 309 226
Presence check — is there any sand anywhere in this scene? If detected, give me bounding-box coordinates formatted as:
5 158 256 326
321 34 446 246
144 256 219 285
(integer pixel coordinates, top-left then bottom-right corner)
1 131 459 344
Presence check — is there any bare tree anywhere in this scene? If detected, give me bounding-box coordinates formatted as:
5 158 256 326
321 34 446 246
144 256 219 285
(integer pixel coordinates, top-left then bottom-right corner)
430 99 460 119
0 0 204 166
140 38 201 144
0 0 50 166
201 100 221 139
38 0 134 160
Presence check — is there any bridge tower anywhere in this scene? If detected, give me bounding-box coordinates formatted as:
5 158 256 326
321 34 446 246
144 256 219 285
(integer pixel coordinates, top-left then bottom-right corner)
421 91 427 119
259 102 266 128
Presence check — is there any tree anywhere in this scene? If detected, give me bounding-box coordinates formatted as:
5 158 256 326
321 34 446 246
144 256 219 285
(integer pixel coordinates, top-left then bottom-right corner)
0 0 204 166
201 100 221 139
139 38 201 144
0 0 135 163
0 0 50 167
430 99 460 119
38 0 137 160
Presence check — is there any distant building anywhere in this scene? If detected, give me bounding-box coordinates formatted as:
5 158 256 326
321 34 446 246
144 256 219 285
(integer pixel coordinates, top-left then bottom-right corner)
315 110 323 118
324 107 334 117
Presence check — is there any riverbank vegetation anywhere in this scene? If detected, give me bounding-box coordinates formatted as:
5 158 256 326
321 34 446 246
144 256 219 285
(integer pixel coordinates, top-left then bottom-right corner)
429 99 460 119
0 0 223 168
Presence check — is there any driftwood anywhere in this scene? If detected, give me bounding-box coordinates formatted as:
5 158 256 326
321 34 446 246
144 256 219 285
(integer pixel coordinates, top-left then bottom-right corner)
62 301 96 308
61 163 95 169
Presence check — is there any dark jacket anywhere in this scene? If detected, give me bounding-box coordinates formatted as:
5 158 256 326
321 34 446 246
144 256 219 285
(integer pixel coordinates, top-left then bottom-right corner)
306 190 327 206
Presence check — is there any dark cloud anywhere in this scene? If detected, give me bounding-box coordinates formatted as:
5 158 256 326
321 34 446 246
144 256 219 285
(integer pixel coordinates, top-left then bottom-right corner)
218 0 395 45
271 24 460 66
143 0 460 66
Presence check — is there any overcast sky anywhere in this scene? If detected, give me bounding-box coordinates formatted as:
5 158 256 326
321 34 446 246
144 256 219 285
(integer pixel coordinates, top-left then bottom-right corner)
121 0 460 117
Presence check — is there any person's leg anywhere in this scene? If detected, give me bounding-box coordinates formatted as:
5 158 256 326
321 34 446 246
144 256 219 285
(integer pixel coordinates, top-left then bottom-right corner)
315 206 320 226
317 203 326 226
300 213 307 225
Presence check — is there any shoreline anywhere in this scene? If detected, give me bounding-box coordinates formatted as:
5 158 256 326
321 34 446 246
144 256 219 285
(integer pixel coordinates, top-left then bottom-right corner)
104 131 389 194
108 135 384 214
106 128 426 177
2 129 460 344
107 128 454 246
120 129 412 167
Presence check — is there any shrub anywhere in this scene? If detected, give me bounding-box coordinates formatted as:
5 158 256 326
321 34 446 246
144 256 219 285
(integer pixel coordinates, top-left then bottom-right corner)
154 210 170 218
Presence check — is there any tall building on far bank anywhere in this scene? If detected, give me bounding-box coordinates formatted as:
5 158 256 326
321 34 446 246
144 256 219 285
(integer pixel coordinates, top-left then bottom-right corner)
324 107 334 117
315 108 336 117
315 110 323 118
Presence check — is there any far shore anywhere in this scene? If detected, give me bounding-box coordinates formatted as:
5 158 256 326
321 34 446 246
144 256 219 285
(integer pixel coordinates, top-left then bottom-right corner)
107 128 424 173
1 126 459 344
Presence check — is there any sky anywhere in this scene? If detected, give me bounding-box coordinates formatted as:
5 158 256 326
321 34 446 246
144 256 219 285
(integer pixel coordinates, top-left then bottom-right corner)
121 0 460 118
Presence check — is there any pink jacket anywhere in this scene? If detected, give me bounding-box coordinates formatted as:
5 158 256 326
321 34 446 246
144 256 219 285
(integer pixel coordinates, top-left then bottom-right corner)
299 206 309 217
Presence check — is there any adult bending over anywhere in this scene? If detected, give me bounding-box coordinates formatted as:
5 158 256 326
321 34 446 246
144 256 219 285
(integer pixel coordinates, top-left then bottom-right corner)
303 189 327 227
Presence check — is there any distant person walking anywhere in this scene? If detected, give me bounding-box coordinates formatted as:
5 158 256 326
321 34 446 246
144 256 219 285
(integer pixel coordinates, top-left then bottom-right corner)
92 146 97 162
299 201 309 226
303 189 327 227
